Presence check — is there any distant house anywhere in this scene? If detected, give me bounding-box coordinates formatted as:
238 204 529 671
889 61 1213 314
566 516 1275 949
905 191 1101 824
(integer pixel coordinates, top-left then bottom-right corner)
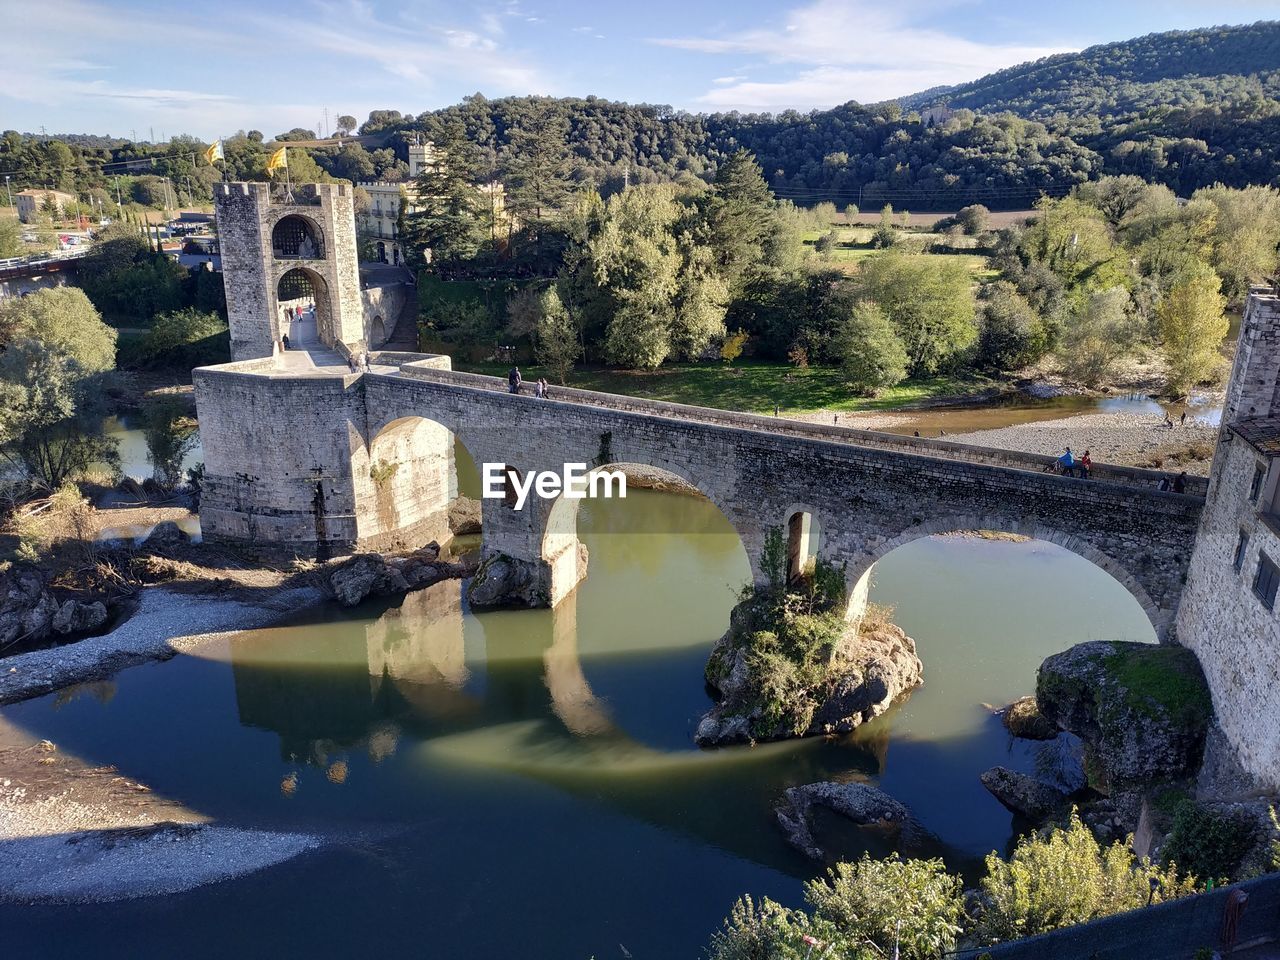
15 188 75 223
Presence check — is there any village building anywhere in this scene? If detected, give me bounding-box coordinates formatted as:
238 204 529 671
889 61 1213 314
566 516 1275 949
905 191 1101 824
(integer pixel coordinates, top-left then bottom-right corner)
15 188 75 223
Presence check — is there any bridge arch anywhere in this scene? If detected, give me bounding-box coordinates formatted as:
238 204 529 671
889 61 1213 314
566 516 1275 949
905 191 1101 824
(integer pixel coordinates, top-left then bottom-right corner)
355 414 474 551
277 266 333 346
844 516 1169 639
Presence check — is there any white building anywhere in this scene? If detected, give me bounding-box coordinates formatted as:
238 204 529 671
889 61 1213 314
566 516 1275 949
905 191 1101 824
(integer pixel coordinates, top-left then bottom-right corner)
357 140 434 266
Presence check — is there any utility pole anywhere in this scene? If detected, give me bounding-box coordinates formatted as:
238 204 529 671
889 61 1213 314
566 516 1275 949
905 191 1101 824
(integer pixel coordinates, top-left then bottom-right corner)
623 162 629 191
3 175 11 210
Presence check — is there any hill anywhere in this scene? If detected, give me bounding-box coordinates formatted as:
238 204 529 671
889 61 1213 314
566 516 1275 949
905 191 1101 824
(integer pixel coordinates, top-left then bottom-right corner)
901 21 1280 120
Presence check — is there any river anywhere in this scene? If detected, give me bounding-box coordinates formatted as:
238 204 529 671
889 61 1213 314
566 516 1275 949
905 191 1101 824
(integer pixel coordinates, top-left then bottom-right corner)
0 478 1156 958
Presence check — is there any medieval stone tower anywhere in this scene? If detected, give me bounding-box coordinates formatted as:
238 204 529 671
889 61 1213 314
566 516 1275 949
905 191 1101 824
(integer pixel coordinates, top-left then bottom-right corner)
1177 286 1280 791
213 181 365 360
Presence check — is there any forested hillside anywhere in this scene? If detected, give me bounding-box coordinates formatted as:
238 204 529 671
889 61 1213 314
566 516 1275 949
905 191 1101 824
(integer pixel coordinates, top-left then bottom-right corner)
3 21 1278 212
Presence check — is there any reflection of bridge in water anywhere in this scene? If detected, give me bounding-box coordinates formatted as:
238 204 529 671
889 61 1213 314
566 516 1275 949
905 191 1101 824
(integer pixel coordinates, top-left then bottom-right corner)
228 579 1003 873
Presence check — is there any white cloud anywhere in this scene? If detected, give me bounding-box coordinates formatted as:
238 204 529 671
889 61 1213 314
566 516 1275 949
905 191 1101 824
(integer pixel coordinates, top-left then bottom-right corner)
0 0 552 135
652 0 1075 110
712 75 748 85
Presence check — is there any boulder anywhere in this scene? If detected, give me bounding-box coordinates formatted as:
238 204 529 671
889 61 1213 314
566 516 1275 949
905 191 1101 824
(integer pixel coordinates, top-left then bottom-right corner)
467 544 586 610
447 497 482 536
143 521 189 548
1037 641 1212 790
980 766 1070 820
328 545 469 607
697 614 922 746
51 599 109 635
1000 695 1058 740
0 565 60 647
775 781 914 859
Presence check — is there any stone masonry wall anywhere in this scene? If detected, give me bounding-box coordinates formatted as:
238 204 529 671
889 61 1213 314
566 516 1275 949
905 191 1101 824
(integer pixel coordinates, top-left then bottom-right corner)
1177 434 1280 789
213 184 272 360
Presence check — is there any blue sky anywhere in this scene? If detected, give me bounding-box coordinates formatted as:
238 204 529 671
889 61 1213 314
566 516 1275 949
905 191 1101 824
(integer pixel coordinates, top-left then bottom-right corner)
1 0 1275 139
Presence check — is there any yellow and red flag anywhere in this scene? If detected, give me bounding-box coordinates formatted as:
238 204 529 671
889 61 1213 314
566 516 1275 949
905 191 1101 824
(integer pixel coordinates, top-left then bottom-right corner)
266 146 288 174
203 139 224 164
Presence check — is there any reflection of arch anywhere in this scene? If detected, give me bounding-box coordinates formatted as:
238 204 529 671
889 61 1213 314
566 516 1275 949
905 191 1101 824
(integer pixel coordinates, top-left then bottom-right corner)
542 589 612 736
272 214 324 259
846 517 1169 638
359 415 474 550
277 267 332 345
541 462 750 607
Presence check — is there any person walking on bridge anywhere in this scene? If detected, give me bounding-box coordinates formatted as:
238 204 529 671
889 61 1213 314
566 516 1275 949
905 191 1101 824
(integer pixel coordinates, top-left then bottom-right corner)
1055 447 1076 477
508 365 522 394
1078 450 1092 479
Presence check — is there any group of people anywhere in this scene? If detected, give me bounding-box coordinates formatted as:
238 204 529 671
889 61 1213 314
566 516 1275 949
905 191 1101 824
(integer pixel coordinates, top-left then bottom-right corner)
279 302 315 352
1054 447 1093 479
1055 446 1189 492
348 352 372 374
507 366 551 398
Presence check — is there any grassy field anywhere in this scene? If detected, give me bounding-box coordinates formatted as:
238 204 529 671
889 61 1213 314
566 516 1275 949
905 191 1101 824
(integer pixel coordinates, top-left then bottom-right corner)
800 226 997 279
453 359 996 415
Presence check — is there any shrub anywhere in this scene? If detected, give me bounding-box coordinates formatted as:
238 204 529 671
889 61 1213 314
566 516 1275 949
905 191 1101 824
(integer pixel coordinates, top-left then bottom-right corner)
979 810 1196 943
1161 799 1254 885
805 855 966 960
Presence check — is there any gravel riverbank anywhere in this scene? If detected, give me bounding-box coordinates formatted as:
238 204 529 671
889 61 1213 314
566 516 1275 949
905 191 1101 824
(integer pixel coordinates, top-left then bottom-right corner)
0 584 325 707
947 411 1218 475
0 583 331 902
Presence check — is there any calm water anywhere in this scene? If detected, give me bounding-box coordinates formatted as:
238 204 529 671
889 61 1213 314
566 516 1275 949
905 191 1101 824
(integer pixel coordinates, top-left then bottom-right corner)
103 414 204 481
0 488 1155 958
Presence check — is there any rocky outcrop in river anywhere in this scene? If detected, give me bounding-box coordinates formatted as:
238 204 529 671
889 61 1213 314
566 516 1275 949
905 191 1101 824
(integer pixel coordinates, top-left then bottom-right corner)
327 544 476 607
775 781 916 859
1037 640 1212 790
980 766 1071 820
695 601 923 746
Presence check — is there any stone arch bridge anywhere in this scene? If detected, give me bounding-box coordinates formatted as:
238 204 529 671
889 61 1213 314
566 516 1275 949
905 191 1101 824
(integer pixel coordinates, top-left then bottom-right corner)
193 352 1204 639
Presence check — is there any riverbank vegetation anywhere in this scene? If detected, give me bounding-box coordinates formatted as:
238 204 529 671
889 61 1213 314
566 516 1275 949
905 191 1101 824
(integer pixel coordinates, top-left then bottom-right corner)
709 811 1199 959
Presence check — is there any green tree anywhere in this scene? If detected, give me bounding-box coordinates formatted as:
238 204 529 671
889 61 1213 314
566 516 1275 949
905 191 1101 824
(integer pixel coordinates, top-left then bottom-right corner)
856 249 977 374
0 340 117 489
979 811 1195 944
1159 259 1229 395
137 307 229 368
0 218 21 258
957 203 990 235
833 300 908 393
400 118 484 268
707 149 776 293
336 115 358 135
534 287 580 384
1059 286 1135 386
77 224 187 325
1195 184 1280 302
806 855 966 960
504 104 574 235
978 281 1048 370
872 203 897 248
0 287 116 372
1023 196 1130 292
588 184 683 368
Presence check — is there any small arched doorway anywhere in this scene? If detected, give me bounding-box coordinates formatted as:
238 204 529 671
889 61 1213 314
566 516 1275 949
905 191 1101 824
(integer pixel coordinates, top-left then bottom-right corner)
272 214 324 260
278 267 332 346
370 315 387 347
375 240 386 263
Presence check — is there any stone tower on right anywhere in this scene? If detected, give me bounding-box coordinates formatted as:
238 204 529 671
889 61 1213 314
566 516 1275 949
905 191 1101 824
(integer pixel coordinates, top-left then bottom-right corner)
1177 286 1280 791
